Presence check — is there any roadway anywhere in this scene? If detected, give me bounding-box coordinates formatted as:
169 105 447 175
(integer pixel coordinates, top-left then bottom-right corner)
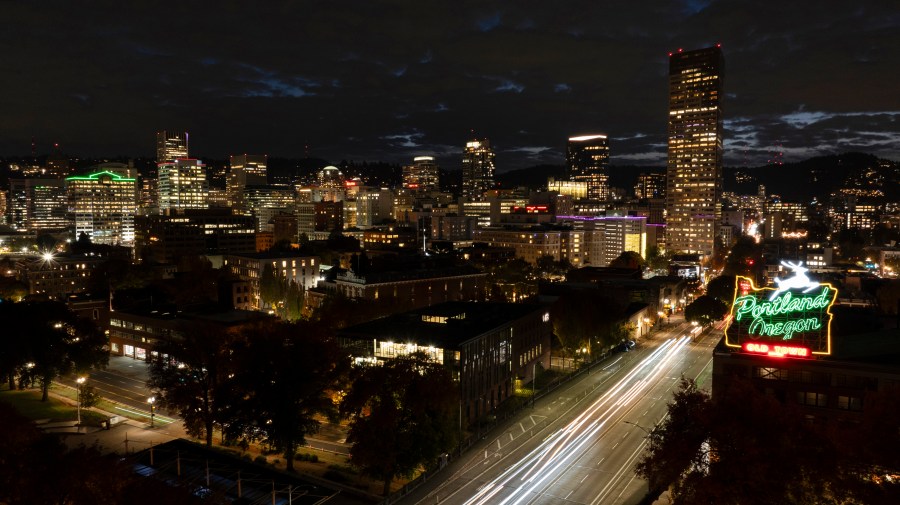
406 318 719 505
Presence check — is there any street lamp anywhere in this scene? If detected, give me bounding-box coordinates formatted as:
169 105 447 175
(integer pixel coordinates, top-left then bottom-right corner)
75 377 86 426
147 396 156 428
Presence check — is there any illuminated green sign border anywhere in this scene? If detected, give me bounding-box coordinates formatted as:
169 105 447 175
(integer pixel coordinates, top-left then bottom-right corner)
725 276 837 356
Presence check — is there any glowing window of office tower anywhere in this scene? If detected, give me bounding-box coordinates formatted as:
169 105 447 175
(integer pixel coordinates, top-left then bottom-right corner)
566 134 609 201
665 46 724 257
403 156 440 192
462 139 496 202
228 154 268 208
66 171 138 246
156 131 189 163
157 159 209 214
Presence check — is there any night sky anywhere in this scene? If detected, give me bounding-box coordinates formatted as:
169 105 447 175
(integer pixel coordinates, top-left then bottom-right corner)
2 1 898 171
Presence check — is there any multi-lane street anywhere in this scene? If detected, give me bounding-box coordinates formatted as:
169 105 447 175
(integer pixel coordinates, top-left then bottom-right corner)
408 319 718 505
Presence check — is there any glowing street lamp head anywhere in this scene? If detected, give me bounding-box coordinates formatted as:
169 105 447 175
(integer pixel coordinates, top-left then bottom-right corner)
147 396 156 405
76 376 86 384
41 251 54 262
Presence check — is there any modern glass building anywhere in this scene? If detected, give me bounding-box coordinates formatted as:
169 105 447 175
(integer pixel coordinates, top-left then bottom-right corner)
66 171 138 245
157 159 209 214
462 139 496 202
665 46 724 257
156 130 189 163
566 134 609 201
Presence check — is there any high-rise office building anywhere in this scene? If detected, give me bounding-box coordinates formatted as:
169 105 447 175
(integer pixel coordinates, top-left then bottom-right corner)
8 178 68 232
66 171 138 246
462 139 495 202
634 173 667 199
156 131 189 163
665 46 724 257
157 159 209 214
403 156 440 192
227 154 268 209
567 135 609 200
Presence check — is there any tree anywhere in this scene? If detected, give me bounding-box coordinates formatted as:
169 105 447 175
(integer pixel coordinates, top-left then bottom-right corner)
635 377 898 504
684 295 728 326
341 352 460 495
551 290 626 356
646 245 670 273
283 281 305 321
705 275 736 306
0 301 107 401
259 263 283 309
148 323 234 447
609 251 645 270
223 321 347 471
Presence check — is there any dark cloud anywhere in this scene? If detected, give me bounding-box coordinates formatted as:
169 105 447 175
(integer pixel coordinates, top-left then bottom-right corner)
0 0 897 170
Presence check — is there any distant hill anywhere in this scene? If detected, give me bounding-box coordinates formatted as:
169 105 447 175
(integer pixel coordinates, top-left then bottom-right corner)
724 152 898 201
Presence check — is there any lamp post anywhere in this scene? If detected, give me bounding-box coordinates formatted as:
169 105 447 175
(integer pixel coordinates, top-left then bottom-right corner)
75 377 86 425
147 396 156 428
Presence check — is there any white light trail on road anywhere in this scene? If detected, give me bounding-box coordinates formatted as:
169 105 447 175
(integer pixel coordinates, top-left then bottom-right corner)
463 337 691 505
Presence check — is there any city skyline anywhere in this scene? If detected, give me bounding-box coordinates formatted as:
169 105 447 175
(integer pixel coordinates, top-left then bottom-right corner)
1 2 897 171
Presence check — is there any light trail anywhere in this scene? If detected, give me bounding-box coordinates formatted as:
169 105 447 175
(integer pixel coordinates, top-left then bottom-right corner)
463 336 691 505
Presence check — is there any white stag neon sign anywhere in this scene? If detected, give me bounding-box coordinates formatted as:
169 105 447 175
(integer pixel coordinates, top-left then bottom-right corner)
769 261 819 301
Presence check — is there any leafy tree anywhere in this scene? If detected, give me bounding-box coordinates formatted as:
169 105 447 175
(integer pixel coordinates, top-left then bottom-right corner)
551 291 626 356
79 384 101 409
684 295 728 326
635 377 900 504
536 254 556 273
609 251 645 270
0 301 107 401
722 235 762 277
259 262 283 309
646 245 670 273
0 276 28 302
148 323 234 447
341 352 460 495
705 275 736 306
283 281 305 321
223 321 347 471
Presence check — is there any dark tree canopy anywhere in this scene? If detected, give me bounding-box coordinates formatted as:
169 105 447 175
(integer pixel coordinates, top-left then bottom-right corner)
0 301 107 400
609 251 645 270
684 295 728 326
222 320 347 471
340 352 460 495
636 377 900 504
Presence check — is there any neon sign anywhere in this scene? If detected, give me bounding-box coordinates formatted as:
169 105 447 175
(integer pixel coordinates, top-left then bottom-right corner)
725 263 837 356
743 342 810 358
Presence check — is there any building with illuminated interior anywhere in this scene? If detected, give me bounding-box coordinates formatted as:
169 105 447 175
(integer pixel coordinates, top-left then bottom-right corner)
403 156 440 193
66 171 138 246
338 301 552 425
462 139 496 202
157 159 209 214
665 46 724 258
566 135 609 201
156 131 189 163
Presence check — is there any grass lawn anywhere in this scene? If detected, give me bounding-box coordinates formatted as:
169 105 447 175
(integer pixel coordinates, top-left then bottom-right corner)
0 388 109 427
0 388 76 422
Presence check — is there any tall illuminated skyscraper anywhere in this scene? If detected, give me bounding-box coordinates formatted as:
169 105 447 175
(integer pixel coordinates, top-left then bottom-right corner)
156 131 189 164
462 139 495 202
665 46 724 257
402 156 440 192
566 134 609 200
157 159 209 214
228 154 268 209
66 171 138 245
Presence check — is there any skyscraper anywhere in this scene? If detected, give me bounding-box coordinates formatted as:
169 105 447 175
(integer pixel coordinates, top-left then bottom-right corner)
227 154 268 209
566 134 609 200
157 159 209 214
462 139 495 202
156 131 189 164
403 156 440 193
665 46 724 257
66 171 138 245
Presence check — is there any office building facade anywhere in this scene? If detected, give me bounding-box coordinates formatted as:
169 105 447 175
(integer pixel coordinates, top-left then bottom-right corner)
567 135 610 201
665 46 724 257
462 139 496 202
156 131 189 163
66 171 138 246
403 156 440 192
158 159 209 214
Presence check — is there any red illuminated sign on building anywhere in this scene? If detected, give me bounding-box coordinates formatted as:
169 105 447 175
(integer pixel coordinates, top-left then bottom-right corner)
743 342 810 358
